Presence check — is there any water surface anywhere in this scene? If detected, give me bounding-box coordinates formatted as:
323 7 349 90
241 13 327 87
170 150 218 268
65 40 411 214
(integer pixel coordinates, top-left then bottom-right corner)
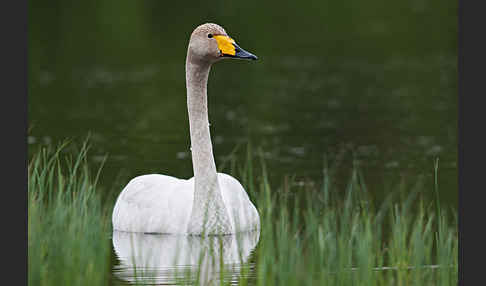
111 231 259 285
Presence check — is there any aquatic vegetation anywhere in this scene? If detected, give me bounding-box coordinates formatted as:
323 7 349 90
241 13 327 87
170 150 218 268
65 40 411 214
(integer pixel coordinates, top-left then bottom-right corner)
248 157 457 285
28 140 111 286
28 140 457 285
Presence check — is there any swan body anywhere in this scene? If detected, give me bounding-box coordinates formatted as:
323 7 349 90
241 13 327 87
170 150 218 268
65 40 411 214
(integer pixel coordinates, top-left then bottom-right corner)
112 23 260 235
112 173 260 234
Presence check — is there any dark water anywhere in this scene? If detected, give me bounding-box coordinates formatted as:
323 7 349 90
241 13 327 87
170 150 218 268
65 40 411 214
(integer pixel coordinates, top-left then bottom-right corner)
29 0 457 284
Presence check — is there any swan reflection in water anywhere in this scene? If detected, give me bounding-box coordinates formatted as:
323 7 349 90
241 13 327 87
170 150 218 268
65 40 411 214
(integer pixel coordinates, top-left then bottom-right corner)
112 230 260 285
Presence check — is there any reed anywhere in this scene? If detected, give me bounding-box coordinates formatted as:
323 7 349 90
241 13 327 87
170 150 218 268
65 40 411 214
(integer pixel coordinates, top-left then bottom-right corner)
28 139 458 285
28 139 111 286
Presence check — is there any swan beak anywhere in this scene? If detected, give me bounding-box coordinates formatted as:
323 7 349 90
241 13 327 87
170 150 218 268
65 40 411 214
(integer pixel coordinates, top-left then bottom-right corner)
233 42 258 60
213 35 258 60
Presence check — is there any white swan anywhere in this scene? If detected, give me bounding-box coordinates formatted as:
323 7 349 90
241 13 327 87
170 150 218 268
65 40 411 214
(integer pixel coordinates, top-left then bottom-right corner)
112 23 260 235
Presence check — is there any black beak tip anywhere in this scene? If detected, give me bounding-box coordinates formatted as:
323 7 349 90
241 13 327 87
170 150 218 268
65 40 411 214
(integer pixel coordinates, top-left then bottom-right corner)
233 43 258 61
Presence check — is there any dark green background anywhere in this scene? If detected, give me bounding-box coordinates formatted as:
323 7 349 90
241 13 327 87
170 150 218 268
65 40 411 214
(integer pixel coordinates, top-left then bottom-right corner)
28 0 457 206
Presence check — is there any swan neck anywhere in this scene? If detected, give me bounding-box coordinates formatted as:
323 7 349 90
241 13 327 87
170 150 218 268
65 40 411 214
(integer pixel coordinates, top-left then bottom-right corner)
186 54 217 180
185 52 233 234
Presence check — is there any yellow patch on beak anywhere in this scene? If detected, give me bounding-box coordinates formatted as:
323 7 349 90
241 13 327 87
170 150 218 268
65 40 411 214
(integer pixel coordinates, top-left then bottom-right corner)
213 35 236 56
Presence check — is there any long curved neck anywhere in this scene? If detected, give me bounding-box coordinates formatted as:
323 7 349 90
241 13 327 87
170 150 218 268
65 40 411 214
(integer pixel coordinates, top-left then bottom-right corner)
186 54 217 180
185 52 232 235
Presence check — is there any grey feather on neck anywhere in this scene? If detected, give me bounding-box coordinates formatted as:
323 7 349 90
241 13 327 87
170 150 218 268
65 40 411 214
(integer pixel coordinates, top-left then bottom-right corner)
185 50 233 235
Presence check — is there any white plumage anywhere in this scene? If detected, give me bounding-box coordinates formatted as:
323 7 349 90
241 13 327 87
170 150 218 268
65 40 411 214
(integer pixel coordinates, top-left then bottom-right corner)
112 173 260 234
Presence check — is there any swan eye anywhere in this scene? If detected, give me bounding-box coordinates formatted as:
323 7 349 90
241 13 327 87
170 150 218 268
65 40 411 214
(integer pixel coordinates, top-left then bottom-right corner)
208 34 213 38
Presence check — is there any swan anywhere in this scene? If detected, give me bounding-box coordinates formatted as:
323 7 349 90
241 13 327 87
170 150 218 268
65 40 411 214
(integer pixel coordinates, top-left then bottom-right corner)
112 23 260 235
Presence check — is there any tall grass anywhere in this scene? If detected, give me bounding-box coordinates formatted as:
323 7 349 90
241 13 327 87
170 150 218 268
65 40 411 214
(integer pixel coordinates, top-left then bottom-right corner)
28 140 111 286
28 140 458 285
226 147 458 286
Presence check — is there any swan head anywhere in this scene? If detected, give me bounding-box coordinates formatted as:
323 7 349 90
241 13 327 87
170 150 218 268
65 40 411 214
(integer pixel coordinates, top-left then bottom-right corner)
188 23 257 63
